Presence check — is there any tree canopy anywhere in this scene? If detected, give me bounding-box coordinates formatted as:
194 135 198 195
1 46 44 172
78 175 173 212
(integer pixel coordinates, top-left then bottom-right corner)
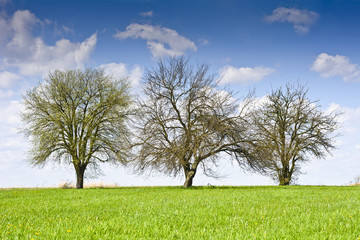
21 68 131 188
249 83 340 185
131 57 263 187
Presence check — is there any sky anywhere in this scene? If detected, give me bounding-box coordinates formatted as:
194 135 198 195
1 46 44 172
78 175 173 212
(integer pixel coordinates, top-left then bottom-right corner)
1 0 360 187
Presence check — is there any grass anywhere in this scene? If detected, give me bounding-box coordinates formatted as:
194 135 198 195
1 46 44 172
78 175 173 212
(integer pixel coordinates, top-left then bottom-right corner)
0 186 359 239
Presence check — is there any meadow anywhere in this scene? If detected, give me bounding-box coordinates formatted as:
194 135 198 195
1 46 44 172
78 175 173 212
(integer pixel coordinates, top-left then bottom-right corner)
1 186 359 239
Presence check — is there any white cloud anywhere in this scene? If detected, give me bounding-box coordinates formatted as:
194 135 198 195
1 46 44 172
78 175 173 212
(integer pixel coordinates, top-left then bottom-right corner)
337 105 360 134
0 10 97 77
325 102 341 115
139 10 153 17
0 89 14 99
99 62 143 87
6 10 39 54
265 7 318 34
0 99 23 138
129 65 143 87
14 34 97 76
311 53 360 81
114 23 197 58
0 71 21 88
219 65 275 85
146 41 183 58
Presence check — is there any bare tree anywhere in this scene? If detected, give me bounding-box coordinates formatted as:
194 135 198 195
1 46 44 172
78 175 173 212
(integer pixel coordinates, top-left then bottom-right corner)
249 83 340 185
21 68 131 188
132 57 262 187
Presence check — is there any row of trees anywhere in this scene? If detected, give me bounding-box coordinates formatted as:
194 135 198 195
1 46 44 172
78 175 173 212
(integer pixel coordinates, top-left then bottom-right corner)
21 58 340 188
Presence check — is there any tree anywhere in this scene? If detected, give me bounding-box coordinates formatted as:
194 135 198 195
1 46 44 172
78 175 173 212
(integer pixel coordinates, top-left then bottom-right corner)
132 57 263 188
21 68 131 188
249 83 340 185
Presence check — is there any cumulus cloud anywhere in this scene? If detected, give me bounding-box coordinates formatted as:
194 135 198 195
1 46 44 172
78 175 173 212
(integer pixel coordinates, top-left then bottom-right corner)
311 53 360 82
0 71 21 88
336 105 360 134
265 7 318 34
0 89 14 99
0 10 97 77
219 65 275 85
99 62 143 87
319 104 360 183
0 99 23 138
114 23 197 58
139 10 153 17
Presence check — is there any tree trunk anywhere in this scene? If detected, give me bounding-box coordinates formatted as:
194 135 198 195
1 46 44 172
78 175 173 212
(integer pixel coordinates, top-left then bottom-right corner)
75 165 86 189
279 175 291 185
183 169 196 188
278 166 291 185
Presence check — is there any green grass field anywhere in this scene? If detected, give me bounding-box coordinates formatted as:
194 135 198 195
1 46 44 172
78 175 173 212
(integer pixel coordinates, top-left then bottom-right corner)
1 186 359 239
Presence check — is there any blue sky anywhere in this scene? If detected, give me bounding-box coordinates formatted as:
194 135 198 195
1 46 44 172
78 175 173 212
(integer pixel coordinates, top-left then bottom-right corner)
1 0 360 187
